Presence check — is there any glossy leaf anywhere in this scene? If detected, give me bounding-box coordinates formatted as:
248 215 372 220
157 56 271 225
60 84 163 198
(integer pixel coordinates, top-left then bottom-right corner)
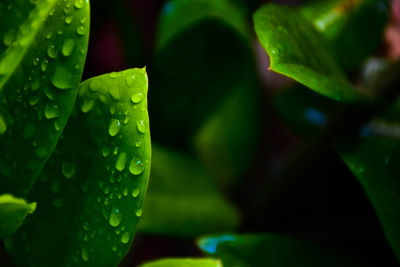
253 4 369 103
198 233 367 267
300 0 389 71
150 0 255 147
0 0 90 196
138 145 239 238
6 69 151 266
140 258 223 267
0 194 36 239
193 79 260 187
337 136 400 260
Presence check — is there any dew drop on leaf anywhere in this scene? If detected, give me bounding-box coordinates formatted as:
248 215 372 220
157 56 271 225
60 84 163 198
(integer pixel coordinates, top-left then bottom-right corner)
62 161 76 178
131 188 140 197
115 152 127 171
45 104 60 119
0 114 7 134
129 158 144 175
109 207 123 227
47 44 57 59
108 119 121 136
136 209 142 217
51 65 73 89
62 38 75 57
136 120 146 133
131 92 144 103
121 232 130 244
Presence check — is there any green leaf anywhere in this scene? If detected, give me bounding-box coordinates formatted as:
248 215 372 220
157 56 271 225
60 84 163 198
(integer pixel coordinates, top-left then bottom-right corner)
6 69 151 266
300 0 389 71
253 4 369 103
140 258 223 267
138 145 239 238
150 0 255 147
0 0 90 196
337 136 400 260
0 194 36 239
198 233 367 267
193 80 260 187
273 84 335 137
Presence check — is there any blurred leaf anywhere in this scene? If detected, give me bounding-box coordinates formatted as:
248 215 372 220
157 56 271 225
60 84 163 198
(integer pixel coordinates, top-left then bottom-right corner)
150 0 255 147
0 194 36 239
273 84 335 137
0 0 89 196
253 4 370 103
138 145 239 238
140 258 223 267
198 233 367 267
193 78 260 187
300 0 390 71
6 69 151 266
337 135 400 260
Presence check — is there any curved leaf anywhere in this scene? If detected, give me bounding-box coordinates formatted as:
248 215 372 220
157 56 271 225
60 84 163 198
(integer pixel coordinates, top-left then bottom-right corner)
138 145 239 238
6 68 151 266
198 233 368 267
337 136 400 260
0 0 90 196
193 80 260 186
150 0 255 147
140 258 222 267
300 0 390 71
253 4 370 103
0 194 36 239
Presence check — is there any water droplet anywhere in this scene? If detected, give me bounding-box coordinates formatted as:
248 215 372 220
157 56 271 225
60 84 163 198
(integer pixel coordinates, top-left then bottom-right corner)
0 114 7 134
136 120 146 133
47 44 57 59
62 38 75 57
80 98 95 113
116 152 127 171
65 16 73 24
74 0 84 9
131 188 140 197
121 232 130 244
109 119 121 136
109 72 120 78
102 147 111 157
41 59 48 72
46 32 52 40
123 188 128 196
51 65 73 89
81 247 89 262
129 158 144 175
131 92 144 103
45 104 60 119
77 26 85 35
135 141 142 148
136 209 142 217
32 57 40 66
62 161 76 178
109 86 120 100
125 74 135 86
112 246 117 252
109 207 123 227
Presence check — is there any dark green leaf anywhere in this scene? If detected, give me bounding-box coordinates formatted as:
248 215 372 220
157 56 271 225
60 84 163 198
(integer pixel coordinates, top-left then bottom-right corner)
150 0 255 147
0 194 36 239
193 79 260 186
198 233 368 267
337 135 400 260
0 0 90 196
300 0 389 71
138 145 239 238
6 69 151 266
140 258 222 267
253 4 370 103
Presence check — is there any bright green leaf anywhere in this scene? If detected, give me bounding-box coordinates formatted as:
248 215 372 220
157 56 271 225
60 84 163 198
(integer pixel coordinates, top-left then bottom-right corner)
0 194 36 239
140 258 223 267
253 4 370 103
138 145 239 238
0 0 90 196
150 0 255 147
198 233 368 267
6 68 151 266
300 0 389 71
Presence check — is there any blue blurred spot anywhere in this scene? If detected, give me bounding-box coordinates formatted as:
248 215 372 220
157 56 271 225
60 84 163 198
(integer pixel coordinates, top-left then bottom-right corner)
162 2 174 15
304 107 326 126
198 235 236 254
